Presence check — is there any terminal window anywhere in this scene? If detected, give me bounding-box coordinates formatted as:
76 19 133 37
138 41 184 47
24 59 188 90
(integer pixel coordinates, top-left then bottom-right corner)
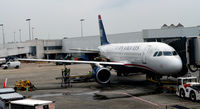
44 46 62 50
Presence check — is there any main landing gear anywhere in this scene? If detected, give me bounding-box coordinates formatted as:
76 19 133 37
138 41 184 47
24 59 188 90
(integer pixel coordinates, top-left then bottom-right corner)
117 71 129 76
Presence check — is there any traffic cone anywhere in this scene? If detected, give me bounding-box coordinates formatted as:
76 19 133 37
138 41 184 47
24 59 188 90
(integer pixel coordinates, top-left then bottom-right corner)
3 78 7 88
38 62 41 67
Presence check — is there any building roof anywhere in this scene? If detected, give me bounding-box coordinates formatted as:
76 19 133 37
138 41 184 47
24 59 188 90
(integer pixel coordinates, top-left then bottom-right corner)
169 24 176 28
176 23 184 27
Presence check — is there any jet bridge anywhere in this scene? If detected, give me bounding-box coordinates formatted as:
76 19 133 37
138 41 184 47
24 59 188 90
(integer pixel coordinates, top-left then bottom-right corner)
187 37 200 72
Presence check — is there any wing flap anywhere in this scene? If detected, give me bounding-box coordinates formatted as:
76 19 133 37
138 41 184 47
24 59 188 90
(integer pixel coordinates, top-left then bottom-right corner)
18 58 124 66
69 48 99 53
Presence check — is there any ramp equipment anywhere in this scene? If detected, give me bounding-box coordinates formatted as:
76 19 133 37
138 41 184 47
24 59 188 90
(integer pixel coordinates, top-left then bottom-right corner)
14 80 36 91
176 76 200 101
9 99 55 109
56 69 93 87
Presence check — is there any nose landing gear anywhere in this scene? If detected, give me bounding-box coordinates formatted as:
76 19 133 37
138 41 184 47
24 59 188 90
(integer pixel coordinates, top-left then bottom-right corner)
146 74 163 91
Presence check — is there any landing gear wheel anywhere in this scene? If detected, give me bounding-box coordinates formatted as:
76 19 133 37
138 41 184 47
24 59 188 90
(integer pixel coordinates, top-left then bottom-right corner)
123 72 129 76
188 64 198 72
155 76 162 86
180 89 185 98
117 72 122 76
190 91 196 101
3 66 8 69
15 66 19 69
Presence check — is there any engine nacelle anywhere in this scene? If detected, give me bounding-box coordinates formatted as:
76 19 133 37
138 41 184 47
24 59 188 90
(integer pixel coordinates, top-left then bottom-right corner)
92 67 111 84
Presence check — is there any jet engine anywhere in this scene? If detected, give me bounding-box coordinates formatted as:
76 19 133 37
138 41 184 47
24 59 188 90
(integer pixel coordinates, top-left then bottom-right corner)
92 66 111 84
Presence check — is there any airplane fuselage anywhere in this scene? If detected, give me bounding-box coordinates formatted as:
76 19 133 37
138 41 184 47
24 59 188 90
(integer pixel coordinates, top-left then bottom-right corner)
98 42 182 76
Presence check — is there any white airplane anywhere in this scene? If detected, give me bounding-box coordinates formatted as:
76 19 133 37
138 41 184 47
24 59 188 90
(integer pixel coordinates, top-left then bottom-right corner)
18 15 183 84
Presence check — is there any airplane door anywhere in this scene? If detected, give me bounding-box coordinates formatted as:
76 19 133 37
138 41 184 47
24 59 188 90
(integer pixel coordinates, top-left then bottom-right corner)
142 45 151 64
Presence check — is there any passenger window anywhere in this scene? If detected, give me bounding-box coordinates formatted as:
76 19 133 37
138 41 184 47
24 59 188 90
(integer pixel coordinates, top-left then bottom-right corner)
153 51 158 57
157 51 162 56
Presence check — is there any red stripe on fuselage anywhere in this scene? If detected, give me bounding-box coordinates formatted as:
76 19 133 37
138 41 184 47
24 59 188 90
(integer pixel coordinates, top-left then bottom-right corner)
124 64 157 73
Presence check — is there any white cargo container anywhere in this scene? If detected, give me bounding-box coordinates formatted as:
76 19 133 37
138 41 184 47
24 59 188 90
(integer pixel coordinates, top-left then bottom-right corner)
9 99 55 109
0 88 24 109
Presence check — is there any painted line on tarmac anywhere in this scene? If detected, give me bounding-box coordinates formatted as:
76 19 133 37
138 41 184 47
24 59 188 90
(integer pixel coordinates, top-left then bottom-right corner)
121 92 194 107
122 92 160 107
31 93 63 98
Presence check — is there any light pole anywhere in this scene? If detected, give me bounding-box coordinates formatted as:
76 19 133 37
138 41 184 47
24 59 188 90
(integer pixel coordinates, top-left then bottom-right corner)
80 19 85 37
0 24 5 47
19 29 22 42
26 19 31 40
13 32 16 43
32 27 34 40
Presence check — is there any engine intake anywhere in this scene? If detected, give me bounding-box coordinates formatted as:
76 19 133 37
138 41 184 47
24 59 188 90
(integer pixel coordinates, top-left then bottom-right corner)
92 67 111 84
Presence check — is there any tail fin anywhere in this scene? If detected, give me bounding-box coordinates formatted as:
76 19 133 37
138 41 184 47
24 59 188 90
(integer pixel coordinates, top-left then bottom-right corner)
98 15 110 45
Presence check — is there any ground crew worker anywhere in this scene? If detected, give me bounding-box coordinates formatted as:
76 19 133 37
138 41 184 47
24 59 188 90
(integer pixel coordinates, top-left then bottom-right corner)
61 66 71 88
63 67 70 77
88 71 92 75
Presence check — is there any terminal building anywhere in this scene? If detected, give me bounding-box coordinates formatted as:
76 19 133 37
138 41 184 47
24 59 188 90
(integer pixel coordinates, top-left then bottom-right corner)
0 24 200 61
0 40 62 59
0 32 143 60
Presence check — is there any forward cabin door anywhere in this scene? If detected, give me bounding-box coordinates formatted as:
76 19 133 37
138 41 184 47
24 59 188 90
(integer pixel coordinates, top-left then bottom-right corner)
142 45 151 64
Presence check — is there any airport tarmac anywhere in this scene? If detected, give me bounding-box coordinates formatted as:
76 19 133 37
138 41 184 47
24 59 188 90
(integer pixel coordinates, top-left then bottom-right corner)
0 63 200 109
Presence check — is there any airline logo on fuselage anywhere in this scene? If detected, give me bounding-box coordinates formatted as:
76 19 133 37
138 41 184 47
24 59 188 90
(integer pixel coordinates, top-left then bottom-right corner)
117 46 139 51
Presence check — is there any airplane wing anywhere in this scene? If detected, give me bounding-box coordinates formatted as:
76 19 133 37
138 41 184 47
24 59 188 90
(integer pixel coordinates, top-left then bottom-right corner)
69 48 99 53
17 58 125 66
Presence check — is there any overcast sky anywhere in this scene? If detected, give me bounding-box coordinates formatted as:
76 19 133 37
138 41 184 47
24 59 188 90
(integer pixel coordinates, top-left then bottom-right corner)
0 0 200 43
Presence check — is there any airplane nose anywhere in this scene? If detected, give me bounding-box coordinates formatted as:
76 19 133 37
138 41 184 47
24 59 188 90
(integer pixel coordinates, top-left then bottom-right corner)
168 57 182 74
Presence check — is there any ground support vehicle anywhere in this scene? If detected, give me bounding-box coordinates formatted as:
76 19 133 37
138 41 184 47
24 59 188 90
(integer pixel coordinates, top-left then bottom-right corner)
9 99 55 109
0 58 6 66
0 88 24 109
14 80 36 91
56 68 93 87
1 61 21 69
176 77 200 101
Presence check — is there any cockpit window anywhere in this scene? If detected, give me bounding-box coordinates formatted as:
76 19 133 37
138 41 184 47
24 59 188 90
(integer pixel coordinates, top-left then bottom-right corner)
153 51 158 57
157 51 162 56
154 51 178 57
163 51 172 56
173 51 178 55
